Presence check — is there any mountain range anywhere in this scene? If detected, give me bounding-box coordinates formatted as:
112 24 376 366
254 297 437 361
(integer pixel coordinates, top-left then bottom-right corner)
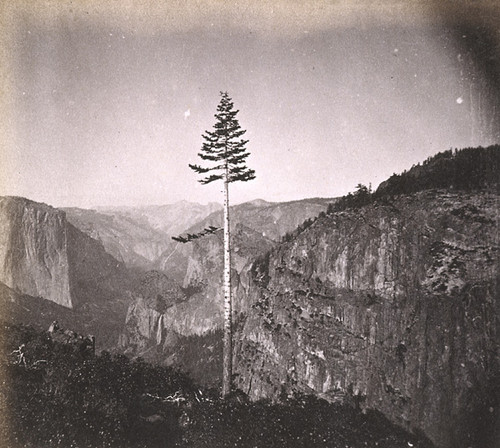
0 194 331 349
0 145 498 448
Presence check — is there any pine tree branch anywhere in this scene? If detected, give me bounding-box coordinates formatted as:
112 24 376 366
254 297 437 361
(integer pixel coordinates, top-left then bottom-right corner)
172 226 221 243
200 174 223 184
229 169 256 183
188 163 210 174
199 153 223 162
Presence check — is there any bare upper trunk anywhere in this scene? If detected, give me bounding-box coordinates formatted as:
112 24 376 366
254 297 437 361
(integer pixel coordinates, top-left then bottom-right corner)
222 165 232 397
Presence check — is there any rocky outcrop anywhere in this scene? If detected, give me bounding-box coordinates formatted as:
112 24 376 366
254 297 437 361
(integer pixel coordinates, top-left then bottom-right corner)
0 197 72 307
235 190 499 448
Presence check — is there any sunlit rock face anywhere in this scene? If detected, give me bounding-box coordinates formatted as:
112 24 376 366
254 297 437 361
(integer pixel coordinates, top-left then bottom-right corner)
235 190 499 448
0 197 72 308
0 196 136 349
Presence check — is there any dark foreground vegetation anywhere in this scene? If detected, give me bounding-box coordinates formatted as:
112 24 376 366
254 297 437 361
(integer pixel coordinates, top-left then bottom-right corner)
0 323 434 448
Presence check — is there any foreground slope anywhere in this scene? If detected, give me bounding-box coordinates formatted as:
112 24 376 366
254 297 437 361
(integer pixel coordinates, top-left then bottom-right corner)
1 323 434 448
0 282 84 332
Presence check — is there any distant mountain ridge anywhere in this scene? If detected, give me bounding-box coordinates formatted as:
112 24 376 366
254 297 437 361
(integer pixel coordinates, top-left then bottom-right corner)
63 201 222 271
63 198 334 282
96 200 222 235
155 197 335 284
180 197 334 241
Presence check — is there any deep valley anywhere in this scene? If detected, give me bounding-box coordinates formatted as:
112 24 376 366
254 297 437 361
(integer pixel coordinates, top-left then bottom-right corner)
1 146 499 447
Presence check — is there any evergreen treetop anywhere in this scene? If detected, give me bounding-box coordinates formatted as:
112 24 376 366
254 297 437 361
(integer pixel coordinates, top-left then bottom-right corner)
189 91 256 185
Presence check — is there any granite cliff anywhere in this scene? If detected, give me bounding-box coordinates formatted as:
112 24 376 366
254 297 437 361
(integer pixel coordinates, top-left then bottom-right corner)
234 189 499 448
0 196 135 347
0 197 72 308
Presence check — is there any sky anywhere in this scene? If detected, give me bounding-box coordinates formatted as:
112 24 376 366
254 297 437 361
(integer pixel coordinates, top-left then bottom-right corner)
1 1 499 208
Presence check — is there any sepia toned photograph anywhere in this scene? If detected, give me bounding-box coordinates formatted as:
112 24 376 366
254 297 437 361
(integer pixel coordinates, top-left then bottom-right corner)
0 1 498 447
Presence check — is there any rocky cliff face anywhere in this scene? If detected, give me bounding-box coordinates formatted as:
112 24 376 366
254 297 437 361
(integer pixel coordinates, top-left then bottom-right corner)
0 197 136 348
121 197 335 357
120 224 275 359
0 197 72 307
234 190 499 448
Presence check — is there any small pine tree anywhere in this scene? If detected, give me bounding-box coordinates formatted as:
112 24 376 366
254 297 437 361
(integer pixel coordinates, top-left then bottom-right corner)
189 91 255 397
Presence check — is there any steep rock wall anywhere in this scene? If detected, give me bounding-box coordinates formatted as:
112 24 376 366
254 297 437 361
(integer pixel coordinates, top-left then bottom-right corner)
235 191 499 448
0 197 72 308
0 197 136 348
120 224 275 357
164 224 274 336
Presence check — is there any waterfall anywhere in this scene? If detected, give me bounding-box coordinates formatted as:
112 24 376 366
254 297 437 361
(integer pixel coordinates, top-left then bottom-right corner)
156 314 164 345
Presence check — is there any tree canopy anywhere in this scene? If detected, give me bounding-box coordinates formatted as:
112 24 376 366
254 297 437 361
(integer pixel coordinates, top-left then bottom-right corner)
189 91 255 185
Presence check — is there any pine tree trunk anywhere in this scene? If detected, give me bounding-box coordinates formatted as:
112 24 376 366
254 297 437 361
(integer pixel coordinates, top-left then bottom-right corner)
222 169 232 397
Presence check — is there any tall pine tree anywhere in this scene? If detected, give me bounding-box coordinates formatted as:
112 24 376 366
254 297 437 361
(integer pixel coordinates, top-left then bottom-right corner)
189 91 255 397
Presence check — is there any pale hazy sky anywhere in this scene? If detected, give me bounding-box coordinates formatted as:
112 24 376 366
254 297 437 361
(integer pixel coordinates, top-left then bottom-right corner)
1 1 499 207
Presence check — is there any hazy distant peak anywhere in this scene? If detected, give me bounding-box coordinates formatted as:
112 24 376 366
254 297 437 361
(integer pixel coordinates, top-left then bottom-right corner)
242 199 273 208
